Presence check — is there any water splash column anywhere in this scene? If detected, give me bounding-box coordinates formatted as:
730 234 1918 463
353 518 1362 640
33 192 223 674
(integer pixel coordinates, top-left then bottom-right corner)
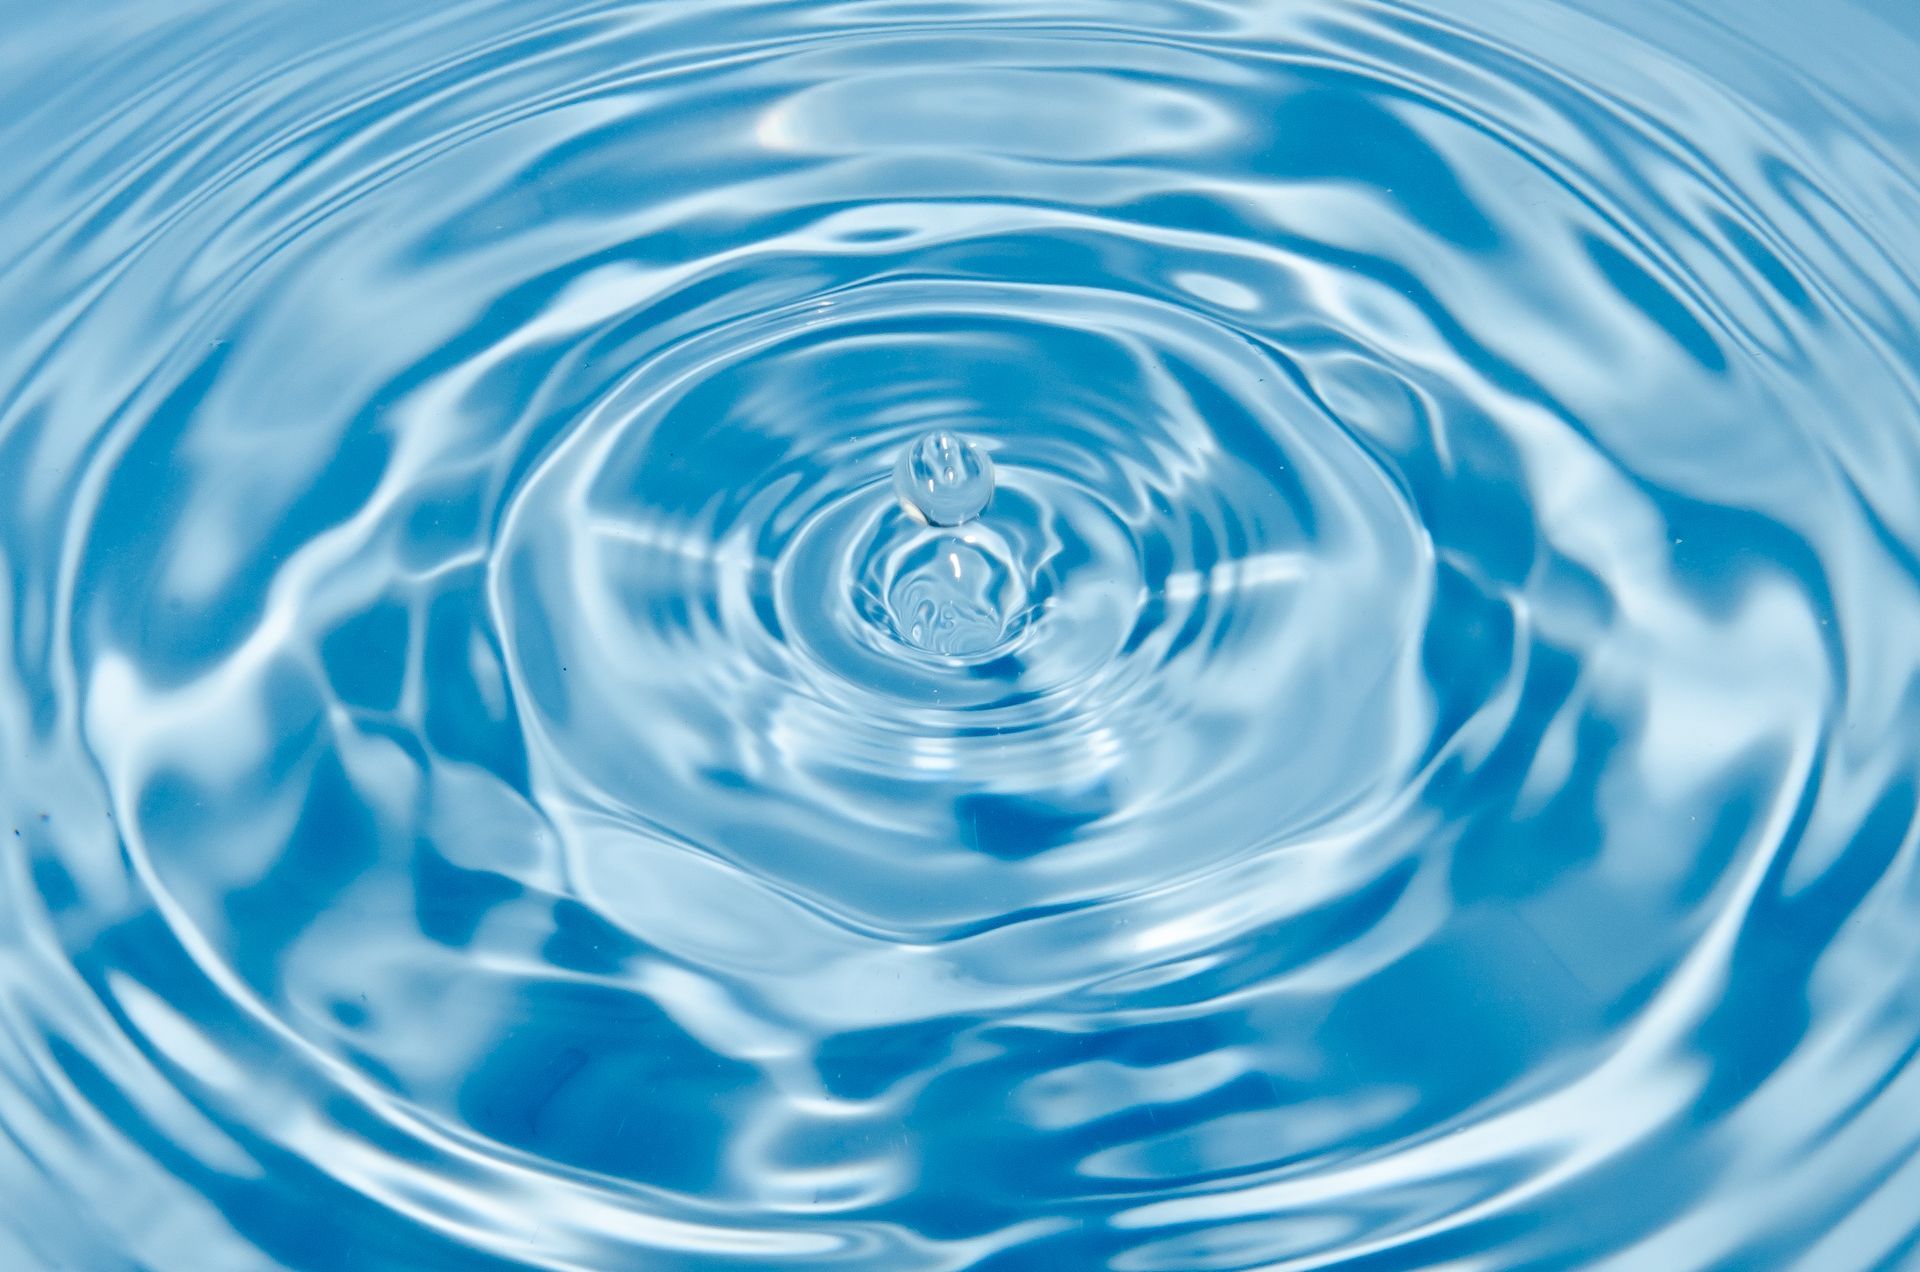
878 430 1023 656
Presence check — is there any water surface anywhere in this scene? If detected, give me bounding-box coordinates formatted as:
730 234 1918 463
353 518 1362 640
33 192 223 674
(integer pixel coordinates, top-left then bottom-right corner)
4 0 1920 1268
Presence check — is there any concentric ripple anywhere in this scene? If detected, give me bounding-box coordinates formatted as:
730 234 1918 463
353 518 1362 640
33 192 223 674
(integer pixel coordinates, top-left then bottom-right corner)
4 0 1920 1269
496 277 1428 935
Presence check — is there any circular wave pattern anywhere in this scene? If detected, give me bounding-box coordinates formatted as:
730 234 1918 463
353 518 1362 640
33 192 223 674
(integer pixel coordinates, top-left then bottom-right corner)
499 276 1428 936
3 0 1920 1269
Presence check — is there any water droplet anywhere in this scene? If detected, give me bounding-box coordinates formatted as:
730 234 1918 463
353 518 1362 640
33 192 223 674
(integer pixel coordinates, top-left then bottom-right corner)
894 429 993 526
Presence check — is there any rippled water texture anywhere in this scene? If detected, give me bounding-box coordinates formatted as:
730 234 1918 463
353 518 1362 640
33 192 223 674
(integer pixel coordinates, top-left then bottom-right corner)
6 0 1920 1267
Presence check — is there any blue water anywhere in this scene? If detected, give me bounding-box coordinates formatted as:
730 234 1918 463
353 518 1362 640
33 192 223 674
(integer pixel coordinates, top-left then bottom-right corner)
5 0 1920 1268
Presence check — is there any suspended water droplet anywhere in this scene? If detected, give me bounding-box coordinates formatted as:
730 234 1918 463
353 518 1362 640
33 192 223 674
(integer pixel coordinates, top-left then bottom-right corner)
894 429 994 526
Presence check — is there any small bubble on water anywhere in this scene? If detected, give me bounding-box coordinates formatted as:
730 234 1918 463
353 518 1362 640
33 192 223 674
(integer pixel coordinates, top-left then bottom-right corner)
894 429 993 526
